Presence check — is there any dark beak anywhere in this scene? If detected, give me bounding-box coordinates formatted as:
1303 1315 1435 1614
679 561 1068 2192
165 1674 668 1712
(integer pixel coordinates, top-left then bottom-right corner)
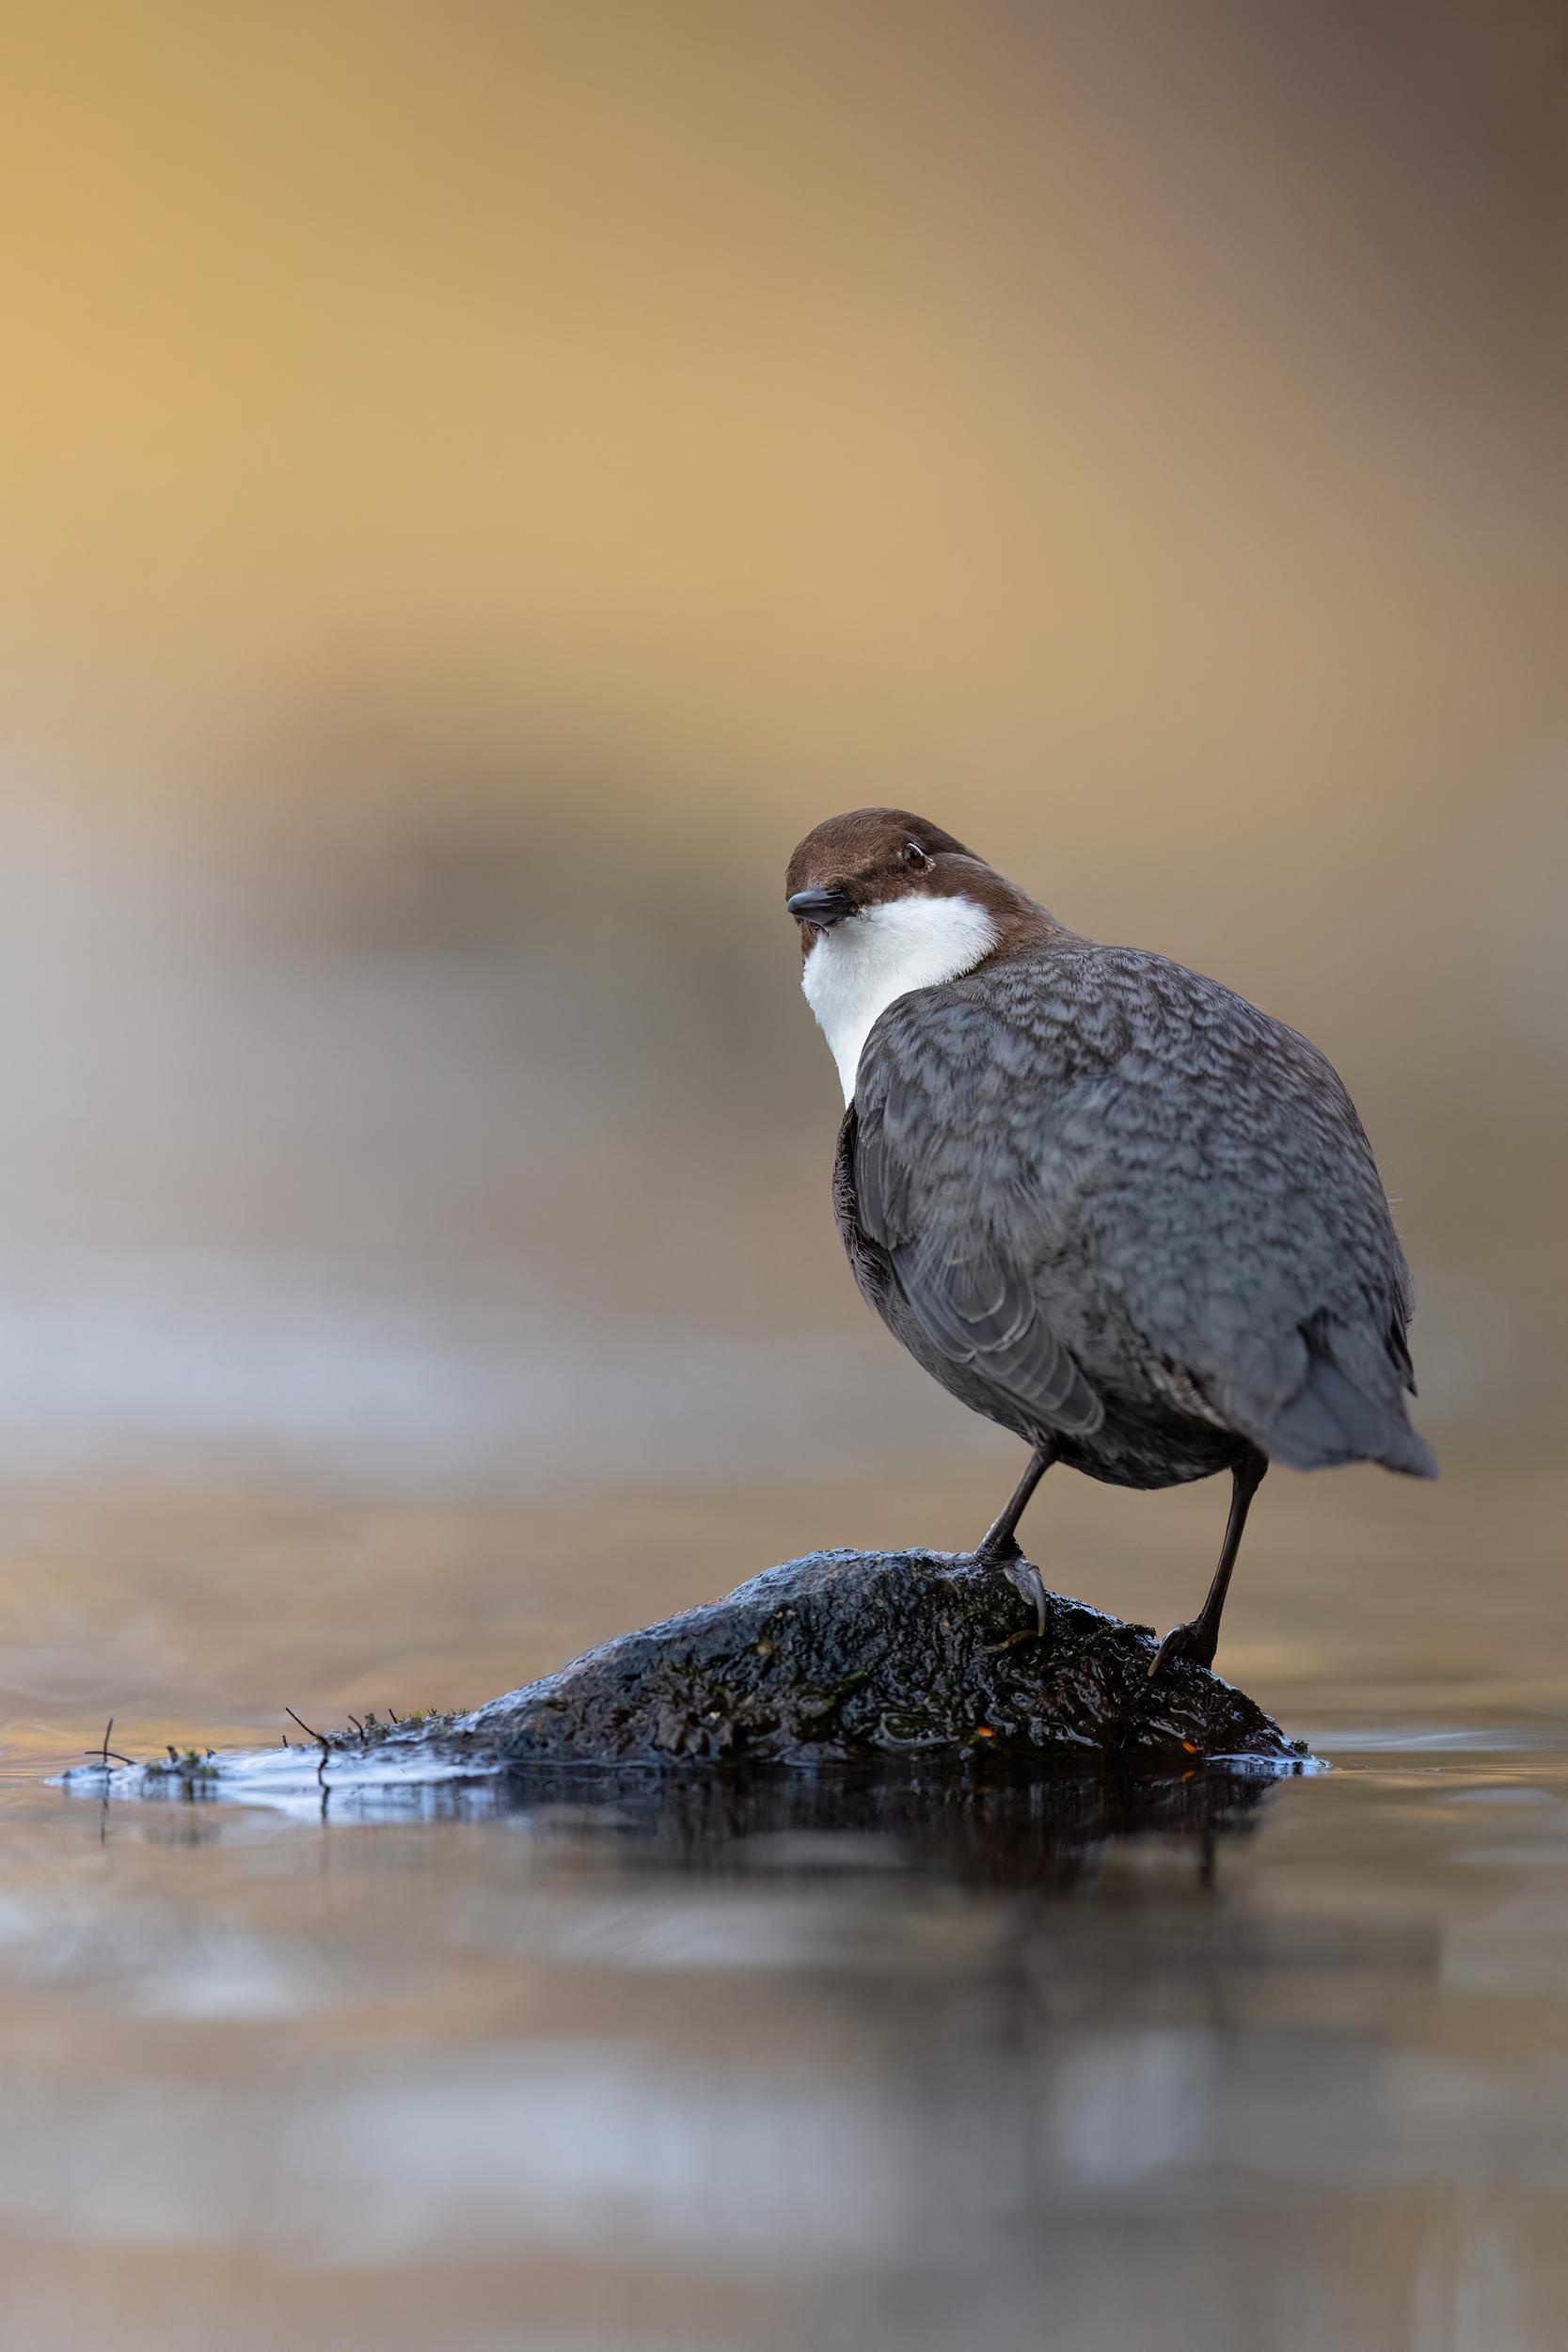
786 887 856 927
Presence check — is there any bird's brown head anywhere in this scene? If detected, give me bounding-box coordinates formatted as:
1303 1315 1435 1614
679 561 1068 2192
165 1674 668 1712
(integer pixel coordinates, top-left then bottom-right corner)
784 807 978 941
784 806 1059 951
784 808 1067 1103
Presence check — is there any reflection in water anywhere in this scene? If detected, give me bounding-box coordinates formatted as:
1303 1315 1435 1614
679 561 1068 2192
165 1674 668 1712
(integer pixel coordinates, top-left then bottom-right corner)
485 1756 1288 1892
76 1748 1290 1873
0 1741 1564 2348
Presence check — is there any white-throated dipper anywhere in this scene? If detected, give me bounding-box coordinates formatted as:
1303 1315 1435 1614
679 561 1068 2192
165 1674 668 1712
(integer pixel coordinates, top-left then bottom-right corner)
786 807 1436 1675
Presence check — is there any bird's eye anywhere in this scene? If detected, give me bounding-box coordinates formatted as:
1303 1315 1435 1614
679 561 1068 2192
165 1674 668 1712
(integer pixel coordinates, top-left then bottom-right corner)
902 841 927 869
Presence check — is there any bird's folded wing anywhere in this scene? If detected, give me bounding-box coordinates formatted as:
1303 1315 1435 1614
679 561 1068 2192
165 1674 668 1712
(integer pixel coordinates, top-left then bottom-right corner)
853 1057 1101 1438
890 1231 1103 1434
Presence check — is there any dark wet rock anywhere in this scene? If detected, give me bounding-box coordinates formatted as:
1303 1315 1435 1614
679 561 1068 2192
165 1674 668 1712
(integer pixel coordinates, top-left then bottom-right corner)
459 1549 1297 1767
54 1550 1305 1814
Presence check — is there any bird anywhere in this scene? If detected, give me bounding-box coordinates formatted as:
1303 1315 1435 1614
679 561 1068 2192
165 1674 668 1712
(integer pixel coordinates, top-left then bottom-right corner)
785 806 1436 1677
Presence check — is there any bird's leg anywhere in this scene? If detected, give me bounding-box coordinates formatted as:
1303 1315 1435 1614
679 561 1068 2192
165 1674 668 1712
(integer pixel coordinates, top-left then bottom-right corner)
972 1440 1055 1566
970 1440 1056 1635
1148 1448 1269 1677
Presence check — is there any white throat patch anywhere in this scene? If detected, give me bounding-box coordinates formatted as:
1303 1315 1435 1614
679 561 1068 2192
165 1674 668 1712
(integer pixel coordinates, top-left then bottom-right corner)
801 893 999 1104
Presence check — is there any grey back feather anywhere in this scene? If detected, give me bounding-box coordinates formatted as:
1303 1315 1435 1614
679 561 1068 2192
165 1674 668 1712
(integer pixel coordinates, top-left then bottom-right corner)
851 941 1435 1479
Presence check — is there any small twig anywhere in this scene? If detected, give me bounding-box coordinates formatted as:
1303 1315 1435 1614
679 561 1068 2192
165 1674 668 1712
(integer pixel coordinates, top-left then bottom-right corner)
87 1716 137 1766
284 1705 334 1788
345 1713 363 1736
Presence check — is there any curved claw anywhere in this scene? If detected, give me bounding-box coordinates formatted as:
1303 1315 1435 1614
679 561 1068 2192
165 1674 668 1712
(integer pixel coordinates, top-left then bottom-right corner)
1002 1558 1048 1638
1148 1620 1214 1678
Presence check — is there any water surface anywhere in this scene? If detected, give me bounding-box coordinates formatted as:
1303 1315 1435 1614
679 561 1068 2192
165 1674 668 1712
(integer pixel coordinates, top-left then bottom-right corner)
0 1449 1562 2349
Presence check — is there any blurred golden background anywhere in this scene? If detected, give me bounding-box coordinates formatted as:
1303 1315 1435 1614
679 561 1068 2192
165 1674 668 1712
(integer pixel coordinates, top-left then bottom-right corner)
0 0 1560 1732
0 20 1566 2342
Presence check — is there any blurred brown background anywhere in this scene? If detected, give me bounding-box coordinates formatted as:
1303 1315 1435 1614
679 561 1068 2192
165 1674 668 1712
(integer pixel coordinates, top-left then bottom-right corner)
0 0 1560 1733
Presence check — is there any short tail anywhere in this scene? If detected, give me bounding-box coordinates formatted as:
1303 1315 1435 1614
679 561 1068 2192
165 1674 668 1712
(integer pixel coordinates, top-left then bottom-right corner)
1264 1351 1438 1479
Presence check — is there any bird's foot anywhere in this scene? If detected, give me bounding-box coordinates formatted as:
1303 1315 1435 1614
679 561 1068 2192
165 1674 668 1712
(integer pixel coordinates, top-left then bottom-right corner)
962 1534 1047 1639
1148 1619 1217 1679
